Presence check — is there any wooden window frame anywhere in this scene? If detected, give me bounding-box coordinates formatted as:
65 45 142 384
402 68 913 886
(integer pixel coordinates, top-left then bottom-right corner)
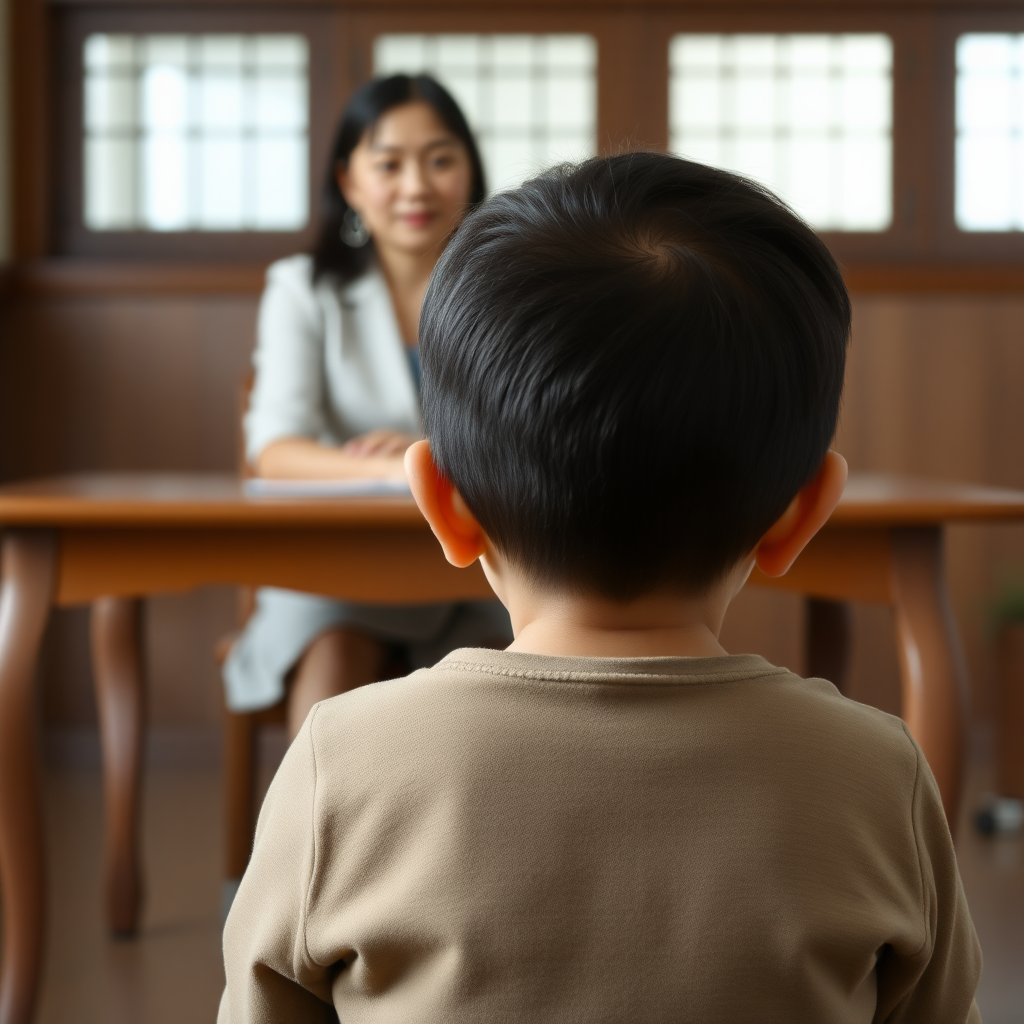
7 0 1024 295
932 8 1024 262
55 7 341 262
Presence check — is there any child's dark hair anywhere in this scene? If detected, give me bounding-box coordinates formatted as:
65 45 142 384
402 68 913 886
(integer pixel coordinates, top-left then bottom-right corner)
312 74 487 283
420 153 850 600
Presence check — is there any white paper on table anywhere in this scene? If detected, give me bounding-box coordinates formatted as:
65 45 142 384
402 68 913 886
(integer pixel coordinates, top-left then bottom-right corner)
243 478 412 498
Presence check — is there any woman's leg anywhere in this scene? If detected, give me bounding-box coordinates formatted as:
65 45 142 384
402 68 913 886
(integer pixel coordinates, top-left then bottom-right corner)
287 626 386 739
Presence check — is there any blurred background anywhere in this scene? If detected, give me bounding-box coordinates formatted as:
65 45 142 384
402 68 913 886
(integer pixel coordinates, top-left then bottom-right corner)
1 0 1024 1020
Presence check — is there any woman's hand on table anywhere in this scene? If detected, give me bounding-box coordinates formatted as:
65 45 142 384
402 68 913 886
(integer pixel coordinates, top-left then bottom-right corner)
342 430 419 458
256 435 417 481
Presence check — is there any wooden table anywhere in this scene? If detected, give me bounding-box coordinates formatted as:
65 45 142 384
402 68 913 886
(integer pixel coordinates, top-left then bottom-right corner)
1 471 1024 1024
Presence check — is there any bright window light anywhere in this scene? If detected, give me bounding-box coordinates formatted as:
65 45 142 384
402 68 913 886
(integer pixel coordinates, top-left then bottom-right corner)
374 34 597 193
956 34 1024 231
84 33 309 232
670 33 893 232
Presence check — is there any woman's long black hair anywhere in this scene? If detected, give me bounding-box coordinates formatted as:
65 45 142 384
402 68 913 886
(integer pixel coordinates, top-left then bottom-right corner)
311 74 487 284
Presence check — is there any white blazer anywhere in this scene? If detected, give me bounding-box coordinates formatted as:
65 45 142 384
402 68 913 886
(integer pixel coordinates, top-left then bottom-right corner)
244 254 422 467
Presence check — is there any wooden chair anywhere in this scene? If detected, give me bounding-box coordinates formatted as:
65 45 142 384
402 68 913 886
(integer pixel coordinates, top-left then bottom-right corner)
216 620 287 910
217 373 287 909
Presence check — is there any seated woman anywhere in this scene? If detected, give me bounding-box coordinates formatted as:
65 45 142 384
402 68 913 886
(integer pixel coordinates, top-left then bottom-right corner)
224 75 512 738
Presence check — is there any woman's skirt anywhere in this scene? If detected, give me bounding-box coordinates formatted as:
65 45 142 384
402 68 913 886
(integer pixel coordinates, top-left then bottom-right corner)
222 587 513 712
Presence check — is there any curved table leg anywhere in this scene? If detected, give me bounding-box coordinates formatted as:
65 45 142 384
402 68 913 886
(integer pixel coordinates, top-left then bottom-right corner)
0 530 56 1024
890 527 968 829
91 597 145 937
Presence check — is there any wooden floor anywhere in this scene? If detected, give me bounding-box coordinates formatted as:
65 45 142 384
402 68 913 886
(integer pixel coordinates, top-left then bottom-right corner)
32 752 1024 1023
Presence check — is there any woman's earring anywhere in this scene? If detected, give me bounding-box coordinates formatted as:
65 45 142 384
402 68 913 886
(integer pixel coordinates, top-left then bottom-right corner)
341 208 371 247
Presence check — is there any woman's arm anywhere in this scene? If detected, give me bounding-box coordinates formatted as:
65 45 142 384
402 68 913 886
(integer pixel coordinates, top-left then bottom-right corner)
256 434 416 480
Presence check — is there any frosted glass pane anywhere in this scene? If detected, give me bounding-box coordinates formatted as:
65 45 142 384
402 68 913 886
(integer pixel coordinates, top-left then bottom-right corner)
956 33 1024 230
255 35 307 70
443 72 480 124
492 136 536 189
789 74 831 130
199 139 244 228
85 75 135 131
142 135 188 230
198 75 243 130
254 138 307 228
436 36 479 70
144 36 188 68
735 36 776 70
734 138 775 184
669 33 893 231
789 36 831 70
673 36 721 71
199 36 244 71
374 36 427 73
142 66 188 132
547 76 591 130
546 36 595 70
960 35 1013 73
676 135 722 167
843 35 892 71
85 35 133 71
493 37 533 71
736 75 775 129
374 33 597 192
84 138 135 229
255 75 307 130
842 74 891 131
840 137 891 230
493 75 531 130
83 32 309 231
788 139 833 222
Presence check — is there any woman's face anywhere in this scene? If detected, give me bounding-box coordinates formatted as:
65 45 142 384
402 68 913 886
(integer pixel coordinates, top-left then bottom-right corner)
338 101 475 258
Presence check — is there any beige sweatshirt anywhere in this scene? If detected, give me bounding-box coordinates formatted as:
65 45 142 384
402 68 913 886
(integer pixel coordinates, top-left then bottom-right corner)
219 650 981 1024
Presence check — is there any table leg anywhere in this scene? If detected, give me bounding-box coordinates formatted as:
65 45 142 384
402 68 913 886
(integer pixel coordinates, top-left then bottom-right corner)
0 530 56 1024
805 598 851 694
890 527 968 828
91 597 145 937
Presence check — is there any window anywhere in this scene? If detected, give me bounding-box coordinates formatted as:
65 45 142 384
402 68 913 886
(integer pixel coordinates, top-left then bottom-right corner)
373 34 597 192
956 33 1024 232
669 33 893 232
83 33 309 232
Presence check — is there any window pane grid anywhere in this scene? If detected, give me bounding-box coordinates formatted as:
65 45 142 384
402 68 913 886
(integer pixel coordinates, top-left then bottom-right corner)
956 33 1024 232
669 33 893 232
374 34 597 192
83 33 309 232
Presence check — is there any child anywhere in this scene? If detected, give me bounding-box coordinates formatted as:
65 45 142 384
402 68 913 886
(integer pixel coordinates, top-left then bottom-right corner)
219 154 982 1023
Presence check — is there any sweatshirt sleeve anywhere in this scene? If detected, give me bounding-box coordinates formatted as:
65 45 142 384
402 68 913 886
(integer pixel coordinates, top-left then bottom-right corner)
218 706 337 1024
244 256 328 467
876 730 983 1024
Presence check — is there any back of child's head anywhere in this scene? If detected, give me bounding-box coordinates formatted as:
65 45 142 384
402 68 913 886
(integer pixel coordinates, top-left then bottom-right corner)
420 152 850 601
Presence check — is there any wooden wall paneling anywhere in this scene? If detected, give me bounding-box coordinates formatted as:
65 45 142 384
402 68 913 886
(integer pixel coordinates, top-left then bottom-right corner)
0 293 258 478
0 291 259 736
593 10 668 155
12 0 52 258
891 10 937 257
836 294 1024 719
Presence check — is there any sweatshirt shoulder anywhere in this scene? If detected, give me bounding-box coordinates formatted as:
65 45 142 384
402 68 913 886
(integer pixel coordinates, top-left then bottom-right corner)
775 669 921 782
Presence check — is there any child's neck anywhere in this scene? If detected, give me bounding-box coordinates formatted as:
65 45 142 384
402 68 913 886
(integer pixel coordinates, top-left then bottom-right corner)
497 565 750 660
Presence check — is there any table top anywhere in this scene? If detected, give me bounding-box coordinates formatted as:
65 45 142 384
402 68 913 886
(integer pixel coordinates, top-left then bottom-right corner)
1 471 1024 529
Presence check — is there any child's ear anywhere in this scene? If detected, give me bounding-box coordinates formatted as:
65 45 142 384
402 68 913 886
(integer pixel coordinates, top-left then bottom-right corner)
754 450 848 578
405 440 487 568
